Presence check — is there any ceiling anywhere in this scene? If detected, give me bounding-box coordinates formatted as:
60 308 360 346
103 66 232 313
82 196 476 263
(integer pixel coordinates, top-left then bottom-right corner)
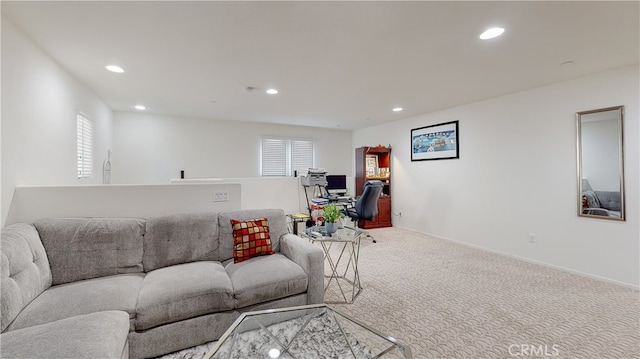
3 1 638 130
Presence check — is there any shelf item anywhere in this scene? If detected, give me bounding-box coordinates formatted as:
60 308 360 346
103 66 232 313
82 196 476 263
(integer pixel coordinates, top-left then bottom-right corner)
289 213 310 219
286 213 311 235
355 146 392 229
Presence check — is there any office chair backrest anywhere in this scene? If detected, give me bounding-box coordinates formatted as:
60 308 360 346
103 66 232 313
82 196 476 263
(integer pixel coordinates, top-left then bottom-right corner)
356 180 384 220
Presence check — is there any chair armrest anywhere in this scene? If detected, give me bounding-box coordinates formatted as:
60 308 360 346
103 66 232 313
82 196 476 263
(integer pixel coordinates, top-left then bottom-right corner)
279 234 324 304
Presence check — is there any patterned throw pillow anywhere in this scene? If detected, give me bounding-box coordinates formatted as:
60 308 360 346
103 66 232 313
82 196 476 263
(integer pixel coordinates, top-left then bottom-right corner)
230 218 275 263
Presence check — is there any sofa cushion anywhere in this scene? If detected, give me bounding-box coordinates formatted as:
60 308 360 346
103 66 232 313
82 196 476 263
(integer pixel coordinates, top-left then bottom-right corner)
231 218 275 263
219 209 288 261
143 212 221 271
136 261 234 331
595 190 622 211
33 217 145 285
1 311 129 359
1 223 52 333
6 273 144 332
226 253 308 308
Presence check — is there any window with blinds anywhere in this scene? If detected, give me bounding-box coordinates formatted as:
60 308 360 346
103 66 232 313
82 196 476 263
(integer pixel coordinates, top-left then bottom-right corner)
290 139 314 175
77 114 93 178
261 137 314 176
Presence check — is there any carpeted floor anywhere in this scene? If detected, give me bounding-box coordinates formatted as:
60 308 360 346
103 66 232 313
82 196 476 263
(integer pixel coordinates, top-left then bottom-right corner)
161 227 639 358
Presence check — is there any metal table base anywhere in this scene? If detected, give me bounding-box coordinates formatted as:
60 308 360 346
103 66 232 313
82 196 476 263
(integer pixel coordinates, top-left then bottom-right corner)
304 226 362 304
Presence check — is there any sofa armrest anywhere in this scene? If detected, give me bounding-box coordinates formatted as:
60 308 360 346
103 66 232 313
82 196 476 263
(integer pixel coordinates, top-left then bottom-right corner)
279 234 324 304
583 207 611 216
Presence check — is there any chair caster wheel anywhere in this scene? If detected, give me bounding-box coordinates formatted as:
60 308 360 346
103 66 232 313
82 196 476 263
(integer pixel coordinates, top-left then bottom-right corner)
373 239 377 243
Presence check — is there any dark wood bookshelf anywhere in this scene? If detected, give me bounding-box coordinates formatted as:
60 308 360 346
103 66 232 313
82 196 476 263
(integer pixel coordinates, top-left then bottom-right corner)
355 146 392 229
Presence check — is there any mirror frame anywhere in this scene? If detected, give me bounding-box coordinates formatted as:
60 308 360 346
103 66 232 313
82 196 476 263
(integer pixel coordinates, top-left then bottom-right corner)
576 105 625 221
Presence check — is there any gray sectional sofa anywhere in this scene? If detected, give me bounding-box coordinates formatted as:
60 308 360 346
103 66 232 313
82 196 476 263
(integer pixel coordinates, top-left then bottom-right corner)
1 209 324 359
582 190 622 217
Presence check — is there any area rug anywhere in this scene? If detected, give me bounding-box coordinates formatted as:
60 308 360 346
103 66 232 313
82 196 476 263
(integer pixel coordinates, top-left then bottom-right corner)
209 310 374 358
159 227 640 358
158 311 375 359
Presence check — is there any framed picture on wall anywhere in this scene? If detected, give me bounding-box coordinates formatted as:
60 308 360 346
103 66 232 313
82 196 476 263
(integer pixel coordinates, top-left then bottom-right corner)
411 120 459 161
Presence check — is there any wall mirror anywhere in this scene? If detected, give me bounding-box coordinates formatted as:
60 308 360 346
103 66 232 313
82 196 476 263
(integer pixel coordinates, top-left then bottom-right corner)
576 105 625 221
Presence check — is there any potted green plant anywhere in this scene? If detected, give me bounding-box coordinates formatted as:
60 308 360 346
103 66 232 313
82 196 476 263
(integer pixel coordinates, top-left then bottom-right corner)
322 203 344 234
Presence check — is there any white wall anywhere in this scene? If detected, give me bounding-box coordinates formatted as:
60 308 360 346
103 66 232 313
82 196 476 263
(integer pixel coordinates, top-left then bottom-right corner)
1 17 113 225
4 183 241 225
112 112 353 181
112 112 353 211
354 65 640 287
0 16 353 224
221 176 355 215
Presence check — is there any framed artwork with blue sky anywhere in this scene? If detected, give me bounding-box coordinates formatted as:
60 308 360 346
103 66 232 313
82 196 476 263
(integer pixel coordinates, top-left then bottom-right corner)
411 120 459 161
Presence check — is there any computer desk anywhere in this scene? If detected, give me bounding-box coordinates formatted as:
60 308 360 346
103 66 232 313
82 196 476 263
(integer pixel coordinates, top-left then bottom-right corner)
326 195 354 206
305 196 355 231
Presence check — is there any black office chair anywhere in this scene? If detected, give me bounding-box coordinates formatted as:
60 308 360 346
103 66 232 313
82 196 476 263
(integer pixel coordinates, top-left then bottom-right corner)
344 180 384 243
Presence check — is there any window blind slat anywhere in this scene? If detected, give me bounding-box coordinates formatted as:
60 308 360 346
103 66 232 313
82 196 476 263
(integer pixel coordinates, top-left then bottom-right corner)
291 140 313 174
261 138 287 176
261 137 314 176
77 114 93 178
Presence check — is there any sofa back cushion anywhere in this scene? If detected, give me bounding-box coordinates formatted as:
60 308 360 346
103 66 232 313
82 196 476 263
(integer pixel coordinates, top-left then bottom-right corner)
143 212 221 271
33 218 145 285
218 209 287 261
595 191 622 211
1 223 52 332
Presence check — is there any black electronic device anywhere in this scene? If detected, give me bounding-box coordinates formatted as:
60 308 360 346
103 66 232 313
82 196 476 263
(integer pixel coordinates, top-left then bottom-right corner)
326 175 347 195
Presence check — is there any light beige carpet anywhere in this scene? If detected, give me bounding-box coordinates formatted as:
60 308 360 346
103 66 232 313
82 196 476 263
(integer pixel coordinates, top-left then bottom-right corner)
160 227 639 358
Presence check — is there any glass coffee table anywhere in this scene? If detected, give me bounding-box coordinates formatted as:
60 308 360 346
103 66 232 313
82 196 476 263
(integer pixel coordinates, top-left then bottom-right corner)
204 304 411 358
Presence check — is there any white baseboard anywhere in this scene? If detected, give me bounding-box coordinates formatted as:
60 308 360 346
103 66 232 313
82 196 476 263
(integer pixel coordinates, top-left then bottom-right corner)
394 226 640 291
509 255 639 291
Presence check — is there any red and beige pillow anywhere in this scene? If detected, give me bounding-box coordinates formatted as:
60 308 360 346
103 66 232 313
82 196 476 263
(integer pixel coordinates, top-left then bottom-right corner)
230 218 275 263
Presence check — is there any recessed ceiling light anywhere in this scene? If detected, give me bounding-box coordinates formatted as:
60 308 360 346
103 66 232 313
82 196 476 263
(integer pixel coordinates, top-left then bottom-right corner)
266 88 278 95
392 107 403 112
134 105 146 110
479 27 505 40
106 65 125 73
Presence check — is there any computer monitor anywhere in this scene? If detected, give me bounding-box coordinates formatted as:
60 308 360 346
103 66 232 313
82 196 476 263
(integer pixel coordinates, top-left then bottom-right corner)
326 175 347 195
